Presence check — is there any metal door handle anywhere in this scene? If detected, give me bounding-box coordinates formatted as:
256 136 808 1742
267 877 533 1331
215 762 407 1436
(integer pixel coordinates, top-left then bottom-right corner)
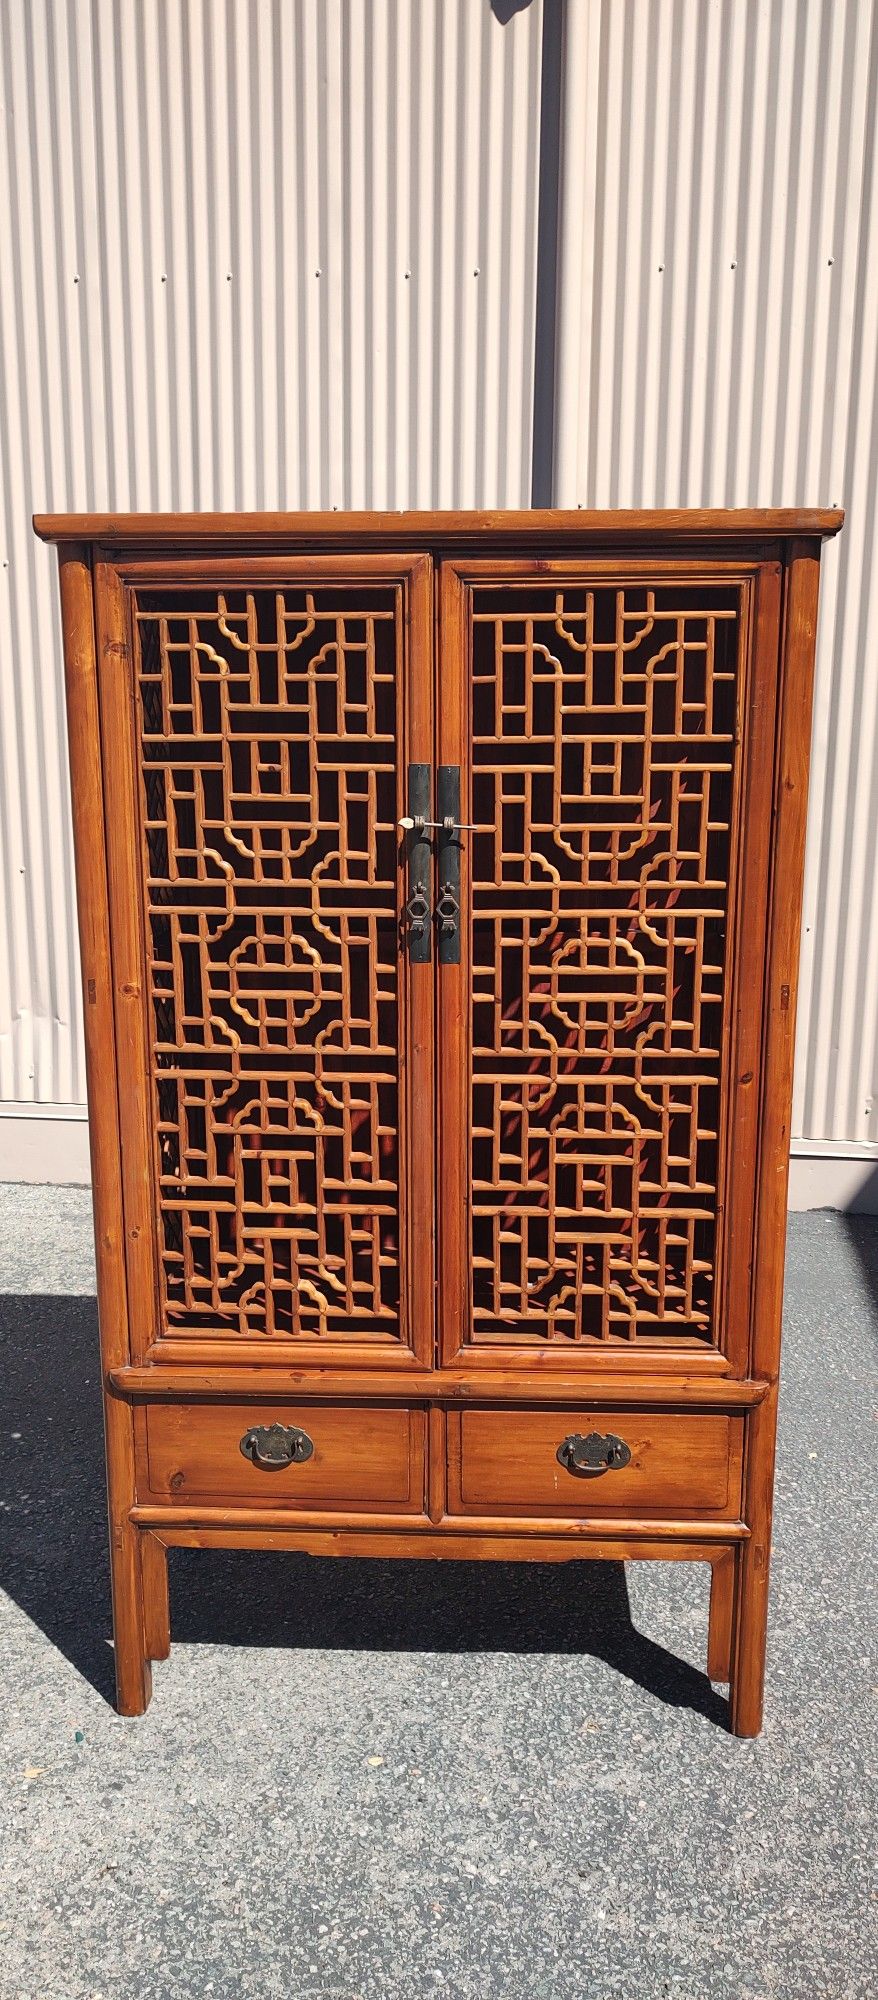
403 765 432 961
401 768 465 962
436 766 462 964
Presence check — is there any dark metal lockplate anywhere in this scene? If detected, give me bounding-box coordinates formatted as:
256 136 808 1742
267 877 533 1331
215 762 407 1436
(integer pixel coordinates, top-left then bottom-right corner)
405 763 432 961
437 764 462 965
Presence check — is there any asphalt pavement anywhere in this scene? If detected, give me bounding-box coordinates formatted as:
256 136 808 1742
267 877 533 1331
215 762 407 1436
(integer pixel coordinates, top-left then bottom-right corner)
0 1184 875 1999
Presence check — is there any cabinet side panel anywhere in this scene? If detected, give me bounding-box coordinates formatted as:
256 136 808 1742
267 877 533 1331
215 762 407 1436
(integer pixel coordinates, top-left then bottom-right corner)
57 544 150 1710
751 543 824 1379
719 564 783 1375
57 547 131 1367
731 542 825 1739
93 559 161 1362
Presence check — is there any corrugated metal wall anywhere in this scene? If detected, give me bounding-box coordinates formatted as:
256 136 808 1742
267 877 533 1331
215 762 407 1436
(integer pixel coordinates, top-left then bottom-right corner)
0 0 546 1121
554 0 878 1163
1 0 876 1191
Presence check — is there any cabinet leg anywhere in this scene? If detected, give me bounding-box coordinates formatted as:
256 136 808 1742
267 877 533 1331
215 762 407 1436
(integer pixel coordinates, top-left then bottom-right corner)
142 1534 171 1662
728 1389 778 1738
103 1391 152 1714
707 1551 734 1682
109 1517 153 1715
728 1539 770 1739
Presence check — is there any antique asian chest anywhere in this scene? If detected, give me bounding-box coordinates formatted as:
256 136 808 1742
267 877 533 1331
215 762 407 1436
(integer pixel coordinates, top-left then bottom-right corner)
35 508 842 1733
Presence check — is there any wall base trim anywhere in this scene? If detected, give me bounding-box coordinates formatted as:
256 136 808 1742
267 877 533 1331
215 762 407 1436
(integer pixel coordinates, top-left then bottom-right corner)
787 1152 878 1213
0 1114 91 1185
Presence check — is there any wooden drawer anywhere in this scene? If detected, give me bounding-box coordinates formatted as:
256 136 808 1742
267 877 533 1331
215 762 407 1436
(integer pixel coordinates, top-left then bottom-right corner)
447 1407 743 1519
139 1401 426 1514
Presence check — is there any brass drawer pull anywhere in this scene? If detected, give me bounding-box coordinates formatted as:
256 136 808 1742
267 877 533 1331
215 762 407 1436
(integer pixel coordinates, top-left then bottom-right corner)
239 1423 314 1469
557 1431 632 1476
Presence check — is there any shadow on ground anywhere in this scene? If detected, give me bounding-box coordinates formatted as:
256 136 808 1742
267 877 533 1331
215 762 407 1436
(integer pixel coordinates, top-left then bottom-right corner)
842 1195 878 1324
0 1292 727 1725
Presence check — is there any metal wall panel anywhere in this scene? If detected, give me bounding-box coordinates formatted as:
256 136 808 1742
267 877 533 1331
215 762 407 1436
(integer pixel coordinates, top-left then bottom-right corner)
0 0 545 1118
1 0 877 1189
554 0 878 1162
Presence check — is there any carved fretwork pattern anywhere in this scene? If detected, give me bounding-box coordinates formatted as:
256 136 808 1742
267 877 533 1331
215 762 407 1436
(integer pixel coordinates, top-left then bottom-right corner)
468 583 741 1344
135 586 403 1340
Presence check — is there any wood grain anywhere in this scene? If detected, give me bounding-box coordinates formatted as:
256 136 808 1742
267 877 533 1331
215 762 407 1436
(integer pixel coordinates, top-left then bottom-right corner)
137 1523 743 1562
448 1408 743 1517
110 1365 768 1405
58 545 151 1716
140 1400 426 1511
141 1532 170 1661
708 1549 735 1683
730 541 826 1737
35 508 844 545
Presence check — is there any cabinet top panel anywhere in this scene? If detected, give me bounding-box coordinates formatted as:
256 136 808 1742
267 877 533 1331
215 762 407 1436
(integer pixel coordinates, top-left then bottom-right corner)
34 507 843 548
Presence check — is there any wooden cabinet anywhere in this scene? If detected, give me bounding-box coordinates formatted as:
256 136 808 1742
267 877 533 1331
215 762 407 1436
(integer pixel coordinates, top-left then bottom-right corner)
35 508 842 1734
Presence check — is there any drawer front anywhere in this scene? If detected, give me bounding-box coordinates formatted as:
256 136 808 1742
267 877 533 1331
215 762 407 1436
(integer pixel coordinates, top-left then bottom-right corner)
140 1401 426 1513
448 1408 743 1518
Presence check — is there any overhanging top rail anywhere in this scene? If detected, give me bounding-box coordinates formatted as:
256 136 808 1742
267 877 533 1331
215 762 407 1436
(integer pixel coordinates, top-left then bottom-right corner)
34 507 844 547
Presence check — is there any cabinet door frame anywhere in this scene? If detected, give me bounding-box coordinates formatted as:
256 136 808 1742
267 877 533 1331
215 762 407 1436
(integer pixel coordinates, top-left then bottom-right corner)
93 550 435 1371
436 555 782 1378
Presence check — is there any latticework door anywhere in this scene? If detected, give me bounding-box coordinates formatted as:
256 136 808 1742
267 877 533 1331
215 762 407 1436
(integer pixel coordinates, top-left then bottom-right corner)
97 555 434 1365
437 562 753 1365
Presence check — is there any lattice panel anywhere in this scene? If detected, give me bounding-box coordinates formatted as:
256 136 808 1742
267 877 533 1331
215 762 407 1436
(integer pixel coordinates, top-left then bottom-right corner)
134 584 404 1341
468 581 742 1344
